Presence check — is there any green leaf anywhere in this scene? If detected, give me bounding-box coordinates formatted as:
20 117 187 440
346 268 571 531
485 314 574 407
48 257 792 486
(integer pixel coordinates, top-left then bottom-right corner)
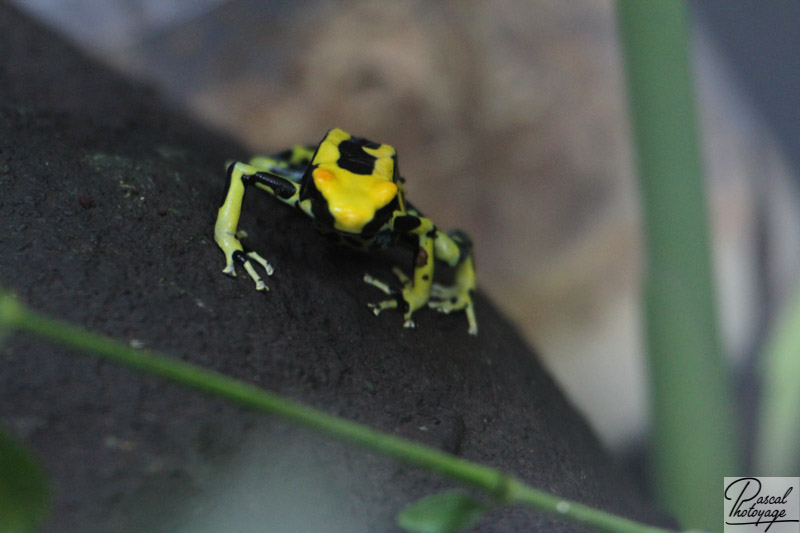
397 491 486 533
0 427 49 533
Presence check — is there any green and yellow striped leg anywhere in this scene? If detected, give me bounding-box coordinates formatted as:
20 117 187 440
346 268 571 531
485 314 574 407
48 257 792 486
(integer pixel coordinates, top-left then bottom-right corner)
363 216 437 330
364 223 478 335
214 161 299 291
427 229 477 335
428 254 477 335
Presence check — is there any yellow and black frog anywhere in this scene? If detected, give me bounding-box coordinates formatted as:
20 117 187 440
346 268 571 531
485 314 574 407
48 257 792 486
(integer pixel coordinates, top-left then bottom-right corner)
214 128 477 335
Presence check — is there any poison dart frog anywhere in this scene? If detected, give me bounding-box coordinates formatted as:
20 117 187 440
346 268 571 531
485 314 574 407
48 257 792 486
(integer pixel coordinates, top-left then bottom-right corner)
214 128 477 335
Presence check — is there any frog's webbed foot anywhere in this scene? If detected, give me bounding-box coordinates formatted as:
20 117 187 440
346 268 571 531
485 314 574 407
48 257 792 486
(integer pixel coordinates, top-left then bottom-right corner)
215 222 273 291
428 283 478 336
363 267 417 329
218 221 274 292
221 247 274 291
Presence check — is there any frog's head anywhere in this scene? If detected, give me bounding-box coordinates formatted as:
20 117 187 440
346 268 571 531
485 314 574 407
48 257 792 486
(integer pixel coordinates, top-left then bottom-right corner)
305 128 402 234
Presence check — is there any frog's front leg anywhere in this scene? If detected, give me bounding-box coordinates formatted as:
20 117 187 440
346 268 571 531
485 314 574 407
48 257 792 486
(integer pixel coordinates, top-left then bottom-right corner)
214 161 299 291
363 215 436 330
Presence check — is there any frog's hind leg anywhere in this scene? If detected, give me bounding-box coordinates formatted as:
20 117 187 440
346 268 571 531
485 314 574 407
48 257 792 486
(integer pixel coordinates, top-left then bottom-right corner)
214 160 301 291
428 229 478 335
363 215 478 335
363 216 437 331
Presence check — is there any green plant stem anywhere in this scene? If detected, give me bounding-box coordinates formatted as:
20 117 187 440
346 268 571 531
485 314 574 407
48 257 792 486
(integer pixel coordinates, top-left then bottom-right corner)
0 290 673 533
756 280 800 475
617 1 740 530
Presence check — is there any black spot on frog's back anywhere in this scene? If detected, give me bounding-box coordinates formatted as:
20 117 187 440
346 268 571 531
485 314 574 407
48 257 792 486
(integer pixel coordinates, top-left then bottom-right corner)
337 138 378 175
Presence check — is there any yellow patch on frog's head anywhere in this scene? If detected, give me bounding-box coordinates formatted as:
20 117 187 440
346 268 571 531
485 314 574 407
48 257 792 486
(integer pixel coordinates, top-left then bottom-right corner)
313 166 398 233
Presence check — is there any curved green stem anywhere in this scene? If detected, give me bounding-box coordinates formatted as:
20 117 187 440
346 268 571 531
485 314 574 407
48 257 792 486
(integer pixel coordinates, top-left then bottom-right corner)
0 289 674 532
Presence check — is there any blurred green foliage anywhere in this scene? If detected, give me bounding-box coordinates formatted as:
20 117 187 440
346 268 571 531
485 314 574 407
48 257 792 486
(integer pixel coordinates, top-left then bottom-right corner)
617 1 741 530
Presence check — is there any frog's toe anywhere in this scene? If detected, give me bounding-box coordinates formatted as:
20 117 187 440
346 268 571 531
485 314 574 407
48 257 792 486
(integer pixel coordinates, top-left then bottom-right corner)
428 285 478 335
428 300 454 314
251 275 268 292
367 298 398 316
365 273 418 328
428 298 468 317
222 263 237 278
428 292 471 314
390 266 410 285
227 250 274 291
430 282 456 299
429 282 461 303
246 250 274 277
368 299 416 329
363 273 395 296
